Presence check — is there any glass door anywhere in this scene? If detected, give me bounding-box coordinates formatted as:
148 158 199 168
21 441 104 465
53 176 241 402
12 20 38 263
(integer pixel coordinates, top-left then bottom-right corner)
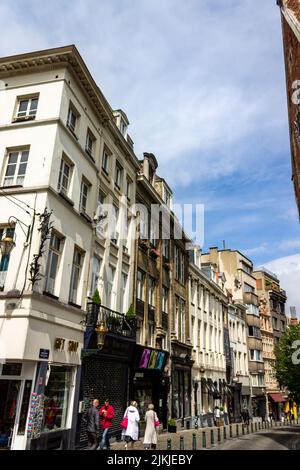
0 380 21 449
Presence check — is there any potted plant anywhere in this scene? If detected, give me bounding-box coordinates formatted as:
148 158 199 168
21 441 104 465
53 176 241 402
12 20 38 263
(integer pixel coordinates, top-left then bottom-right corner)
87 289 101 325
167 419 177 433
123 304 137 330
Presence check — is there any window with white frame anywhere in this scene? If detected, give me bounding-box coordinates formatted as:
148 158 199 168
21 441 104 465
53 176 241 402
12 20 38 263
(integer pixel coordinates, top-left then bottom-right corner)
126 177 132 201
150 217 157 246
69 248 84 304
244 282 255 293
85 129 95 158
120 272 128 313
119 118 127 136
58 156 72 195
137 270 145 301
139 209 148 239
110 205 119 244
44 232 64 295
148 277 156 307
0 226 15 291
114 161 123 189
3 149 29 187
102 147 110 175
162 286 169 313
162 239 169 260
90 256 101 295
16 96 39 119
249 349 263 362
246 303 259 316
106 265 116 309
67 105 79 135
175 296 185 342
163 187 171 208
80 179 89 214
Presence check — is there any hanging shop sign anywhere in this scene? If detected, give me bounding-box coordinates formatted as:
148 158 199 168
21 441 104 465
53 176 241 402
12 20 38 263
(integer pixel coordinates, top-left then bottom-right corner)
39 349 50 360
138 348 166 370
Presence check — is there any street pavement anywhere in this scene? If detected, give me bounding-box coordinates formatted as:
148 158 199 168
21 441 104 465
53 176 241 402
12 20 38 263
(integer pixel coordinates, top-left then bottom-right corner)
108 422 300 451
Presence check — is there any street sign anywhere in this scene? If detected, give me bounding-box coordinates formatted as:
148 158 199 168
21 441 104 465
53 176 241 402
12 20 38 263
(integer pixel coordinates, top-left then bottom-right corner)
39 349 49 359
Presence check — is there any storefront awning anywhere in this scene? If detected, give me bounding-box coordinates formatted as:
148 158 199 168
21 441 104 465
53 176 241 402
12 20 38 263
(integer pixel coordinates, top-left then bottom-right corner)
268 393 287 403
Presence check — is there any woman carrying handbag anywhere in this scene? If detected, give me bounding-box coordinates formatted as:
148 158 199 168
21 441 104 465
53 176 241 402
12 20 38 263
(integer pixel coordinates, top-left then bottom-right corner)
143 404 159 450
121 401 140 450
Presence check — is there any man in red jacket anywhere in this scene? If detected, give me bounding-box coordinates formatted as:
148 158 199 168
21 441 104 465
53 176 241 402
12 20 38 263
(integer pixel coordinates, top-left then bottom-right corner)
99 399 115 450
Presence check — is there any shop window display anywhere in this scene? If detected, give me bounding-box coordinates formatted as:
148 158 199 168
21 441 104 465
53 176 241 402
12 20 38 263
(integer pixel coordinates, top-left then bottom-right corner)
42 366 73 432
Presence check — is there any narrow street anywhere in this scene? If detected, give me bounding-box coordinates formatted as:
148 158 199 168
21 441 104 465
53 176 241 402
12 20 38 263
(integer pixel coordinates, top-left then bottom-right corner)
109 423 300 451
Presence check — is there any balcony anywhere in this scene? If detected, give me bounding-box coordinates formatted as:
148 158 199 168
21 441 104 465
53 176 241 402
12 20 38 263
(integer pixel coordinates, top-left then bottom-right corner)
85 303 137 340
243 292 259 307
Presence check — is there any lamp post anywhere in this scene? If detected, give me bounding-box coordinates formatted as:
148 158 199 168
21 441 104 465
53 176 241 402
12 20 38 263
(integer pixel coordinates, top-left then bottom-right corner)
95 319 107 350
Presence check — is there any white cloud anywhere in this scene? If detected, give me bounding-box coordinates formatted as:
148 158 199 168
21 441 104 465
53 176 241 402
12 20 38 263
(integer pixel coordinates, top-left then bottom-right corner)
278 238 300 251
243 243 270 256
260 253 300 318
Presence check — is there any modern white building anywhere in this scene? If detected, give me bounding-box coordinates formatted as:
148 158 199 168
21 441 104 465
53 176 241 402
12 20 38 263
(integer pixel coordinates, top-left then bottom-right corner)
0 45 139 449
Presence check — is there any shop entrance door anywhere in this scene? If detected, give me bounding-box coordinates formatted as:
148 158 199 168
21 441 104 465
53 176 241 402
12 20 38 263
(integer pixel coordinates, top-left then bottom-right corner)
0 380 21 449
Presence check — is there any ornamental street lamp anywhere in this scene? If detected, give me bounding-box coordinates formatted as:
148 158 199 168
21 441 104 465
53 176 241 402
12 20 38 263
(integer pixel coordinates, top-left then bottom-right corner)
0 232 15 256
95 320 107 349
0 216 31 256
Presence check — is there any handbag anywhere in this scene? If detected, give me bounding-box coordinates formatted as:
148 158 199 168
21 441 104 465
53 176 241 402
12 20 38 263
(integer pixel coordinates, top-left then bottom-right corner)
121 409 128 429
154 420 160 427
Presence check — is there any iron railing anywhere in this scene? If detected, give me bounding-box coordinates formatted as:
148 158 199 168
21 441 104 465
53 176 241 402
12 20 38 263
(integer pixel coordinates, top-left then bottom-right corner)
86 303 137 339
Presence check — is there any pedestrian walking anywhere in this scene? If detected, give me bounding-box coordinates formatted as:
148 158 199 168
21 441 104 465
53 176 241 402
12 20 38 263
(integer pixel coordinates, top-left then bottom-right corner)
86 399 100 450
143 404 159 450
214 406 221 427
122 401 140 450
99 399 115 450
241 407 250 426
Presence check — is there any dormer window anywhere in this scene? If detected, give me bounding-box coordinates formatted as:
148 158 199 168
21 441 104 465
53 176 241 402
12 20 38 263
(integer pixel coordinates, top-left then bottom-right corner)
119 118 127 136
163 187 171 208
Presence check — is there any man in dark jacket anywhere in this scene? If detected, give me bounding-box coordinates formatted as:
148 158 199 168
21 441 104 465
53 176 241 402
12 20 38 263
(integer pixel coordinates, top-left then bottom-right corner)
86 399 100 450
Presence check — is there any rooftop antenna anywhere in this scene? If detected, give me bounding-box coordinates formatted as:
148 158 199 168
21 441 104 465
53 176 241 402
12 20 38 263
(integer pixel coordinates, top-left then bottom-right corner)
222 240 226 250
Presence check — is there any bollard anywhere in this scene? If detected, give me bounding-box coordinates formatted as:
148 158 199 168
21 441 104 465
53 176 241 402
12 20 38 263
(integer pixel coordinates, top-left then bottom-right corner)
247 424 250 434
217 428 221 444
210 429 215 447
180 436 184 450
251 422 254 433
223 426 227 440
229 425 233 439
202 431 206 449
255 422 258 432
236 424 239 437
258 422 261 430
192 433 197 451
167 439 172 450
242 424 245 435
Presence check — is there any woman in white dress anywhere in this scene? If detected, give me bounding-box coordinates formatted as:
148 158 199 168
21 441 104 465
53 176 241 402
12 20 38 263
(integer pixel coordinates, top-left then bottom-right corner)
143 404 158 450
122 401 140 450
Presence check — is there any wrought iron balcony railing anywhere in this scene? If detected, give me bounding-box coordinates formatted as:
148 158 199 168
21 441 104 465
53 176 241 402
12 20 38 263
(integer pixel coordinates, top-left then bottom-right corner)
85 303 137 339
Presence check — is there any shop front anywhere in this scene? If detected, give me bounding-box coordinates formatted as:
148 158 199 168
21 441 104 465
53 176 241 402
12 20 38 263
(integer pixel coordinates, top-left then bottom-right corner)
251 388 267 420
171 343 193 429
268 392 287 420
130 345 169 430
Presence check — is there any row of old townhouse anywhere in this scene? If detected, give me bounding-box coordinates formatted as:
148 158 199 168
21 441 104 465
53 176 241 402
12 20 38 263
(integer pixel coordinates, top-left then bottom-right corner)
0 45 289 450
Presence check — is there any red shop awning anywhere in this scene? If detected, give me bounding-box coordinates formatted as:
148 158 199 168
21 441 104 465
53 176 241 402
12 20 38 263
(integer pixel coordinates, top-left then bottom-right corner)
268 393 287 403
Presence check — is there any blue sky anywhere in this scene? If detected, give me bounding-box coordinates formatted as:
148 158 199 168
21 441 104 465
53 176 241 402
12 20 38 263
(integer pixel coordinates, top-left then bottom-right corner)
0 0 299 313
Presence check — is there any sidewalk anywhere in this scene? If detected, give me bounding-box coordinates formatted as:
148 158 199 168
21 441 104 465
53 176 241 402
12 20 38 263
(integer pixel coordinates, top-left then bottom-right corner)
109 420 295 450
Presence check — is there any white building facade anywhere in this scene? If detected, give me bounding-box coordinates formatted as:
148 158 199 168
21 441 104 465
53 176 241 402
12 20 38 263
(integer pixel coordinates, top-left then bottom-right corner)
0 46 139 449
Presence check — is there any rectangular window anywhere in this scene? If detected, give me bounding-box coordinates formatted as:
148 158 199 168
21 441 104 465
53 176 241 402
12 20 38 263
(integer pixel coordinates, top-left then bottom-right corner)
162 286 169 313
246 304 259 316
241 261 252 274
115 162 123 189
137 270 145 301
250 349 262 362
162 239 169 260
85 130 95 158
120 272 127 313
248 325 261 338
106 265 115 309
16 96 39 119
0 227 15 291
148 277 156 307
3 149 29 187
79 179 89 213
174 246 179 280
67 105 78 135
126 177 132 201
45 232 63 295
102 147 110 175
91 256 101 294
58 157 72 195
244 282 255 293
69 248 83 304
42 365 73 432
